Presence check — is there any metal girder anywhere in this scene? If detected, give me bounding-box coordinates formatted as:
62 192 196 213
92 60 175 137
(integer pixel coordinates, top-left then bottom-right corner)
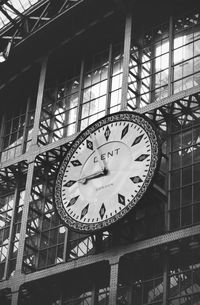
1 86 200 171
0 223 200 292
0 0 84 52
136 84 200 116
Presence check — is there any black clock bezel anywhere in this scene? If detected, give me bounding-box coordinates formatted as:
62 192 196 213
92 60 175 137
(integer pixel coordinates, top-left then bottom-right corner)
53 111 161 233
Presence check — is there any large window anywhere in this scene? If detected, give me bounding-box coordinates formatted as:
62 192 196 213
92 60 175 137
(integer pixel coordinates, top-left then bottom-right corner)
168 254 200 305
0 193 14 280
80 48 109 130
128 22 169 110
128 10 200 110
38 43 123 146
173 12 200 93
23 153 66 273
0 162 27 279
38 72 81 145
169 117 200 230
118 249 200 305
0 103 34 163
118 254 163 305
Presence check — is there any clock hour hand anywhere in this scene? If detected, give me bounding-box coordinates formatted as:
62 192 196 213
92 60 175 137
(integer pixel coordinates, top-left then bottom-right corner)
90 132 106 171
78 168 108 184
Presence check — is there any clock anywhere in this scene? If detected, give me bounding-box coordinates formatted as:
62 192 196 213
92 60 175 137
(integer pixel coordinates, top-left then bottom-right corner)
54 111 160 233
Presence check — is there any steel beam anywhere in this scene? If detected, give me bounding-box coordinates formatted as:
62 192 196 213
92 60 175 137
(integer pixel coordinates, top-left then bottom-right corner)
1 223 200 292
76 59 85 133
121 10 132 110
108 258 119 305
31 57 48 146
14 161 35 275
3 182 19 279
11 286 19 305
162 253 169 305
1 84 200 171
105 43 113 115
136 84 200 115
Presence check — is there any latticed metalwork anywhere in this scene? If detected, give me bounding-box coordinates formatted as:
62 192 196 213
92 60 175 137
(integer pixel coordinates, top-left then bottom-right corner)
1 1 200 304
0 161 27 280
0 1 83 56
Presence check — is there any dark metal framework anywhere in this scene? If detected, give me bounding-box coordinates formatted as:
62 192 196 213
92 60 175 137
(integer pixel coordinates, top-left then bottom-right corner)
1 1 200 304
0 0 83 53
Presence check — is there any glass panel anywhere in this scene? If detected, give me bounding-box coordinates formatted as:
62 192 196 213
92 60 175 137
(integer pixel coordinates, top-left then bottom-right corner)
171 170 181 189
173 12 200 93
182 167 192 186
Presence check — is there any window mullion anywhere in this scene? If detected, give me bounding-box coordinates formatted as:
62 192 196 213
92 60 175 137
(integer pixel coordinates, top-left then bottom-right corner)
21 97 31 154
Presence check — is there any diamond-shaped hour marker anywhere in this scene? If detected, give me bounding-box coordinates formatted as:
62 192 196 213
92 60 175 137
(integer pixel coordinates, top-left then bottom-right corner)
135 154 149 161
99 203 106 219
132 134 144 146
81 204 89 219
71 160 82 166
118 194 125 205
104 126 111 141
130 176 143 184
67 196 79 207
86 139 93 150
121 124 129 139
64 180 76 187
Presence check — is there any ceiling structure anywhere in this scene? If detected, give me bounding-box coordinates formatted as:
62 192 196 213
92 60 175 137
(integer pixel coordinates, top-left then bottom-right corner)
0 0 84 55
0 0 41 30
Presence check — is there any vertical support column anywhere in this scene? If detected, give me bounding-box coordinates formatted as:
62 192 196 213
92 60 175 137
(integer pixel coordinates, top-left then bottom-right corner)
21 98 31 154
63 78 69 138
11 286 20 305
4 182 19 279
14 161 35 275
168 16 173 96
150 42 156 104
108 258 119 305
14 57 48 276
30 56 48 147
105 43 113 115
166 112 173 232
0 114 5 153
76 60 85 132
48 84 58 143
121 10 132 110
163 252 169 305
63 227 69 262
165 132 170 232
136 47 143 109
91 282 98 305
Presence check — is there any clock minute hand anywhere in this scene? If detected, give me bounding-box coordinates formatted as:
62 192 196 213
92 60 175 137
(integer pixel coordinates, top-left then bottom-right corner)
78 168 107 184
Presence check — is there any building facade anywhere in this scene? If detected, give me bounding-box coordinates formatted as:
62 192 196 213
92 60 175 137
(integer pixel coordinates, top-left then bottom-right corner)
0 0 200 304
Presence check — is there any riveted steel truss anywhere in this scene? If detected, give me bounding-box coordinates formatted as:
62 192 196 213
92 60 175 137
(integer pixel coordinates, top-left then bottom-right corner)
0 0 83 53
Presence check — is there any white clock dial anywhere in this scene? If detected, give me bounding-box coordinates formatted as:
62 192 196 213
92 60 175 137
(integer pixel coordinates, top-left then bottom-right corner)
54 111 160 233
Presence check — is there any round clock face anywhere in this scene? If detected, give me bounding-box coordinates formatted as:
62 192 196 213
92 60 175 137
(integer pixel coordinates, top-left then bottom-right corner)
54 111 160 233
